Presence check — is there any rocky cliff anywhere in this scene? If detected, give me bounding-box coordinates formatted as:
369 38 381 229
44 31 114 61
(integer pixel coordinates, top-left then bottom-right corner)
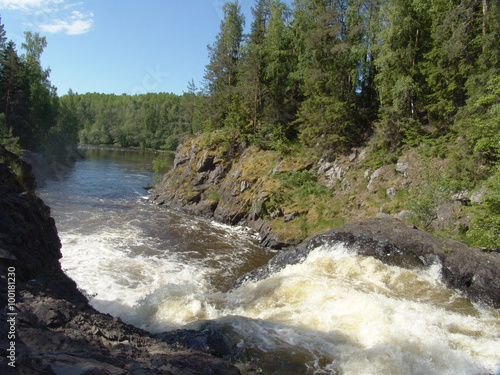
152 139 297 248
152 137 474 248
0 145 241 375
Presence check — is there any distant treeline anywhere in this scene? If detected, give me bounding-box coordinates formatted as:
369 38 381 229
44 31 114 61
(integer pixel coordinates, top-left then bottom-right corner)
71 92 196 151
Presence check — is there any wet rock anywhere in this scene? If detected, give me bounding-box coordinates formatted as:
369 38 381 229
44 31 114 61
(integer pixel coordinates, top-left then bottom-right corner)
0 146 241 375
157 321 244 363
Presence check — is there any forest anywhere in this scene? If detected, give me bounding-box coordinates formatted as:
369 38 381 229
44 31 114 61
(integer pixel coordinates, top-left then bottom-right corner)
0 0 498 247
66 0 499 166
0 21 79 161
198 0 499 161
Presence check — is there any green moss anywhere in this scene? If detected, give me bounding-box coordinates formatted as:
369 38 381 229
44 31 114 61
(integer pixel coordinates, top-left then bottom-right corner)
207 190 219 202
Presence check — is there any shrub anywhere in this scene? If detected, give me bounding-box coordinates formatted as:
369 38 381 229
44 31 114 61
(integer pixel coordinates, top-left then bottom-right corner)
466 170 500 249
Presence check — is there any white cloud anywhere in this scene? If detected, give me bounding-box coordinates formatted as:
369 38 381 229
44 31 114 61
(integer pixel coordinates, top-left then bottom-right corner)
0 0 95 35
0 0 63 11
39 9 93 35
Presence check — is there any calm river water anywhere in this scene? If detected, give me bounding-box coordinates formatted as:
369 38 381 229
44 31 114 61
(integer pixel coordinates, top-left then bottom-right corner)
38 148 500 375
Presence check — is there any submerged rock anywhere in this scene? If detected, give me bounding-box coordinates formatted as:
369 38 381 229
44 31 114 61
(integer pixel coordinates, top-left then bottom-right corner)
235 217 500 308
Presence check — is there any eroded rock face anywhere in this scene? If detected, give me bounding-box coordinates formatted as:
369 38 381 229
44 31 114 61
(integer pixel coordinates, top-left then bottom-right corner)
0 146 241 375
152 141 290 248
0 146 61 283
235 217 500 308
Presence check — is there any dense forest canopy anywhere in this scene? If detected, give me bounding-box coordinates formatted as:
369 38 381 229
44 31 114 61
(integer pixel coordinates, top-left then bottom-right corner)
198 0 499 160
53 0 499 163
0 21 79 160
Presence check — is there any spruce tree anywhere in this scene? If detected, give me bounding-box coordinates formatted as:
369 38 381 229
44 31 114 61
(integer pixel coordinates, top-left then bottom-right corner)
294 0 366 152
204 1 245 129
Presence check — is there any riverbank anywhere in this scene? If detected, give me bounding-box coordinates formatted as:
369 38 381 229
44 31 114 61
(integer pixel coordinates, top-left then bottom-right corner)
1 143 499 374
0 145 242 374
152 135 500 308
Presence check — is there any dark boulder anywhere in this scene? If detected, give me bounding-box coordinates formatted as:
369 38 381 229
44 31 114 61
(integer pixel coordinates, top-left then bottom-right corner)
0 145 241 375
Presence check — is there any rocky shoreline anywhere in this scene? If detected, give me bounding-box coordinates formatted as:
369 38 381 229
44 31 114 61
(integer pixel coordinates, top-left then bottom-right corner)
1 140 499 374
0 146 242 374
152 138 500 309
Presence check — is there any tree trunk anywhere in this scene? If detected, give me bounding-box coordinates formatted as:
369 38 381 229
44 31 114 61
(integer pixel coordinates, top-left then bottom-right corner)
483 0 488 52
413 29 420 66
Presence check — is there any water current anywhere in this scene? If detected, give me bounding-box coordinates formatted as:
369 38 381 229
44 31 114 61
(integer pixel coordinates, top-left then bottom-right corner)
37 148 500 375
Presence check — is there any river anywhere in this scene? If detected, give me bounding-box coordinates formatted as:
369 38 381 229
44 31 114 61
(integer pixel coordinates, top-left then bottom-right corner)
37 148 500 375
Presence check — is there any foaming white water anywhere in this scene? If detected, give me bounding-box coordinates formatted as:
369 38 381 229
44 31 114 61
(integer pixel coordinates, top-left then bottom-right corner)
59 228 213 323
149 243 500 375
42 150 499 375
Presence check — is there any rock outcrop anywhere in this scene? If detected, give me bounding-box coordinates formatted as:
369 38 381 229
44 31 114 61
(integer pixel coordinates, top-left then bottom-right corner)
235 217 500 308
0 146 241 374
153 137 481 251
152 140 293 248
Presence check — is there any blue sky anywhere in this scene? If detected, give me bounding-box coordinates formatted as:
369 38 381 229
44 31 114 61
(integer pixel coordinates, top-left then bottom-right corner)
0 0 292 96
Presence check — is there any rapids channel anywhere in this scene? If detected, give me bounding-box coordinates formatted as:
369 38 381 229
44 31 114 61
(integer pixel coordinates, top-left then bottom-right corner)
37 148 500 375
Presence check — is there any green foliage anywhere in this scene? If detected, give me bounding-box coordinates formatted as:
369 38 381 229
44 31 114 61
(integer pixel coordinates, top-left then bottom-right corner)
204 1 245 127
0 114 22 155
152 152 174 185
0 24 79 160
252 122 290 152
466 170 500 249
423 0 481 125
70 92 189 151
207 190 220 202
276 169 330 199
152 153 173 174
406 173 450 229
456 76 500 164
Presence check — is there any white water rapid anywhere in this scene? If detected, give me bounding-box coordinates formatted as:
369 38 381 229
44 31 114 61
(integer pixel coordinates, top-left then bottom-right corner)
38 149 500 375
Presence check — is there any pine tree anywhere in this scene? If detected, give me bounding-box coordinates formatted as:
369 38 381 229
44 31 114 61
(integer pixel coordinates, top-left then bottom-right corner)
0 41 31 148
204 1 245 129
